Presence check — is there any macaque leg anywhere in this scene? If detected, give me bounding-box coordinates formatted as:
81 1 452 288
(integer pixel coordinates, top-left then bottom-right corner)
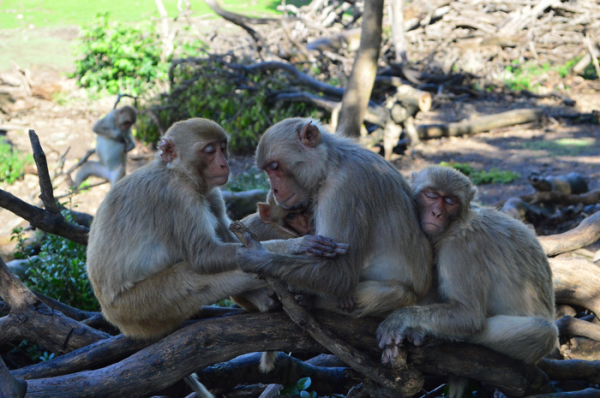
73 161 112 187
102 263 266 340
465 315 558 364
313 281 418 318
107 165 126 186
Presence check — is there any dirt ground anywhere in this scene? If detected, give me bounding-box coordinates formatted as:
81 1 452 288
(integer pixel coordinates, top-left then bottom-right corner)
1 25 599 260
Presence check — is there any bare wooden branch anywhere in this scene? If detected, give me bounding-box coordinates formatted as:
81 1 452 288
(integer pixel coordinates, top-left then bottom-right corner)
65 148 96 176
336 0 384 137
527 388 600 398
538 211 600 256
417 109 543 139
522 188 600 207
30 130 60 214
551 257 600 316
539 358 600 384
229 220 423 398
0 357 26 398
556 315 600 342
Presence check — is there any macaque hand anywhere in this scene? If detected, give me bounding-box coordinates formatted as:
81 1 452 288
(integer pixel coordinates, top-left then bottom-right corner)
338 296 356 312
376 315 425 366
292 235 349 258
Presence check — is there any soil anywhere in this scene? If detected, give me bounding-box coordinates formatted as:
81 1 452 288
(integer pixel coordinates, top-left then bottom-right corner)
1 24 599 260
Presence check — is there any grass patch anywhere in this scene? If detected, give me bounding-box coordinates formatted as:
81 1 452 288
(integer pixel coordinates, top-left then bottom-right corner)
440 162 520 185
0 138 33 185
510 137 597 156
0 0 308 30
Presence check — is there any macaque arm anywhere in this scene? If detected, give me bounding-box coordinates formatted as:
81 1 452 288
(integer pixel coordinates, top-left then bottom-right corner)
123 130 135 152
93 112 121 140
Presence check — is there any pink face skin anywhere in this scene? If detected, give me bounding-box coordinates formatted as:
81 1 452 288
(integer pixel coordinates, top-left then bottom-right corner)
417 189 461 235
284 211 313 236
264 161 300 208
201 141 230 187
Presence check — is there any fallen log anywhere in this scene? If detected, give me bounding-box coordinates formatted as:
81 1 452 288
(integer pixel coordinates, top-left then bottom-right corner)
0 357 26 398
561 337 600 361
538 358 600 384
539 211 600 256
416 108 543 139
22 312 551 398
523 188 600 207
527 388 600 398
551 257 600 316
556 315 600 342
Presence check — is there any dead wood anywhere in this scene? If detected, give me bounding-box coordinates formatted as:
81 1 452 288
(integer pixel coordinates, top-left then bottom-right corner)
539 211 600 256
336 0 384 137
22 312 551 398
229 220 424 398
556 315 600 342
197 352 354 395
551 257 600 317
0 357 26 398
561 337 600 361
394 84 431 113
416 108 543 139
0 256 109 355
522 188 600 207
539 358 600 384
0 130 89 246
527 388 600 398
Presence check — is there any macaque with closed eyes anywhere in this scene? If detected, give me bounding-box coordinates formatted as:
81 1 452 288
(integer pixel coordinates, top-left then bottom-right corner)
73 105 137 187
238 118 433 318
377 166 558 397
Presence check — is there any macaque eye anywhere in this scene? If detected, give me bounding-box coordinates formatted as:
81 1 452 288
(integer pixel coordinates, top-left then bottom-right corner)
268 162 279 171
285 213 297 221
220 143 226 150
444 197 458 205
424 191 439 199
204 144 215 153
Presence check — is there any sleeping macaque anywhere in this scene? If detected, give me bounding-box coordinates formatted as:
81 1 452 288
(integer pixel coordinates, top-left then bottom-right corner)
528 171 589 195
73 105 137 187
239 118 433 318
377 166 558 397
87 118 347 342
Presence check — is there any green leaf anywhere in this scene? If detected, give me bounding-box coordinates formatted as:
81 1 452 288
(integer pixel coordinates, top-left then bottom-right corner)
297 377 311 391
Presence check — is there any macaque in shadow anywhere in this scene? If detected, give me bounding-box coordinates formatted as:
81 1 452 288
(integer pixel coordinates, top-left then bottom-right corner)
73 105 137 187
377 166 558 398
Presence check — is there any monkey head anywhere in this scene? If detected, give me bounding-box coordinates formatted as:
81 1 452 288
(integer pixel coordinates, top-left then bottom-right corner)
159 118 230 191
257 190 314 238
117 105 138 131
256 118 329 209
411 166 476 236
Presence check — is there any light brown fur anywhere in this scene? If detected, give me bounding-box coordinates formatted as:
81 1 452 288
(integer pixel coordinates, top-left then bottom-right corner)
378 167 558 396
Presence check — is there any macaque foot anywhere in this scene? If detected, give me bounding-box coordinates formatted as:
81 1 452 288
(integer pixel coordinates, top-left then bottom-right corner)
338 296 356 313
377 316 425 365
293 235 349 258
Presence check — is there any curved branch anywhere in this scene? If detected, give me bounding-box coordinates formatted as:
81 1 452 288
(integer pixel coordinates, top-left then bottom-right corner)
0 357 25 398
556 315 600 342
539 358 600 384
204 0 281 25
523 188 600 207
551 257 600 317
539 211 600 256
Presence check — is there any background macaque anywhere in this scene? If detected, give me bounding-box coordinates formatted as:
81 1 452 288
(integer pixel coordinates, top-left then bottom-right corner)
73 105 137 187
87 118 345 341
377 166 557 397
239 118 433 319
528 171 589 194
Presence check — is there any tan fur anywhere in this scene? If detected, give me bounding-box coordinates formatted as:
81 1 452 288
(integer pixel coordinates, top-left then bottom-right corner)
74 106 138 187
378 166 558 396
243 117 433 314
87 118 268 341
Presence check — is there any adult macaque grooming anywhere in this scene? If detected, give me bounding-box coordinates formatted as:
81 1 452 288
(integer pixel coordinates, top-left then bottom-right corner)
73 105 137 187
377 167 557 395
87 118 347 341
239 118 433 317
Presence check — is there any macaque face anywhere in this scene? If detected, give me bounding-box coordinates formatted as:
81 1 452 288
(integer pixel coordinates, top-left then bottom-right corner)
284 210 313 236
417 188 461 235
263 161 307 208
198 141 230 187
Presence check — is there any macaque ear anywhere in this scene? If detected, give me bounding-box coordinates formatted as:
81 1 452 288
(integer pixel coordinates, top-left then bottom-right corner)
257 202 271 223
159 138 177 163
298 122 321 148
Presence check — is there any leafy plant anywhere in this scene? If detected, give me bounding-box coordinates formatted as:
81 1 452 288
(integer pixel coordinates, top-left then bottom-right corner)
280 377 317 397
440 162 520 185
227 167 269 192
0 137 32 184
12 210 99 311
70 13 167 96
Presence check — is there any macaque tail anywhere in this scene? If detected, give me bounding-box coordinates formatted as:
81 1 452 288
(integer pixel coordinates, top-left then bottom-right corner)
260 351 278 373
184 373 215 398
447 376 469 398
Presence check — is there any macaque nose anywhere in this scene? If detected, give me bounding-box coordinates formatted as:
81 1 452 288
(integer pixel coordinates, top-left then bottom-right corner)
273 189 279 194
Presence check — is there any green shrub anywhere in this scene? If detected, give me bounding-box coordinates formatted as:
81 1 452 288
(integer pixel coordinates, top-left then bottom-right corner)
12 211 99 312
226 167 269 192
0 138 32 184
70 13 168 96
280 377 318 397
440 162 520 185
138 59 320 153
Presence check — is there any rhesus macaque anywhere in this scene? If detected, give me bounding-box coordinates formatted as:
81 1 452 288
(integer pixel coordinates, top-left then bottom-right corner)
73 105 137 187
528 171 589 194
239 118 433 318
87 118 347 342
377 166 558 397
256 190 314 238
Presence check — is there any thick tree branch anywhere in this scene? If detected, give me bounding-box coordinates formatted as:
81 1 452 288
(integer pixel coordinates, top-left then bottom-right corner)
0 357 26 398
551 257 600 316
336 0 385 137
538 211 600 256
556 315 600 342
538 358 600 384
